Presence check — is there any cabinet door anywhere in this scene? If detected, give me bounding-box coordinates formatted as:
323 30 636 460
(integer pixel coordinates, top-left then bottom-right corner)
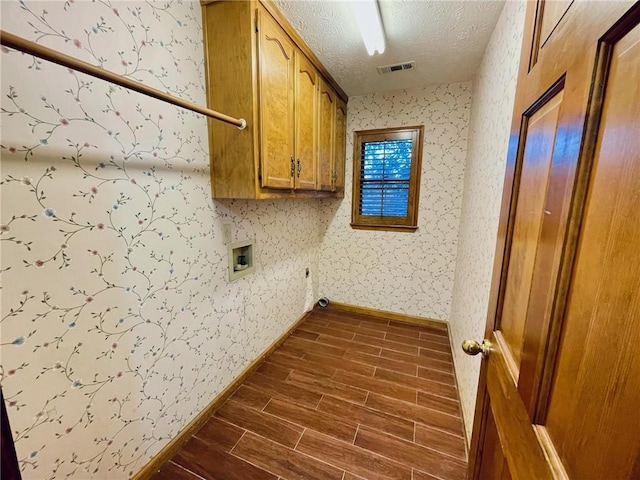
257 9 295 189
294 51 318 190
317 79 335 191
333 98 347 193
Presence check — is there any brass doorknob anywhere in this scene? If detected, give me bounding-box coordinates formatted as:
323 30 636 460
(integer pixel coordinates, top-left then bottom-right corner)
462 339 491 358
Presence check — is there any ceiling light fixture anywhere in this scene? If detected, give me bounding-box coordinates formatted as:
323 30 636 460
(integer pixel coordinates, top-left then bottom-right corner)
350 0 386 56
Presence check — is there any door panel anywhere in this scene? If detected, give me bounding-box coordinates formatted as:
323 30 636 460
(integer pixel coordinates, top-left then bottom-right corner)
258 9 294 189
486 334 554 480
539 0 573 48
333 99 347 193
317 79 335 192
499 90 564 371
477 404 510 480
468 2 640 480
294 51 317 190
544 22 640 479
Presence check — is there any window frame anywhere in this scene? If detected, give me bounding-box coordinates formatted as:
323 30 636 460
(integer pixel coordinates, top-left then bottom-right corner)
351 125 424 232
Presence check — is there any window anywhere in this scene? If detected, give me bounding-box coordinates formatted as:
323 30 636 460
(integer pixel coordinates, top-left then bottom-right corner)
351 126 424 231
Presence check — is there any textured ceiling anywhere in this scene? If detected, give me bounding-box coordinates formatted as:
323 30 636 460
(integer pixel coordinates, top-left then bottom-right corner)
274 0 505 97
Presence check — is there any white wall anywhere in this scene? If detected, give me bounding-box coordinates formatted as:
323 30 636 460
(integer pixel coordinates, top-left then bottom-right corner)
449 0 527 439
0 2 319 478
319 84 471 321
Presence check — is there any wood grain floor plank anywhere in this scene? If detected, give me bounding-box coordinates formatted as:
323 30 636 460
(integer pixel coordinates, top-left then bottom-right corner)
348 318 399 334
376 324 422 339
265 397 358 442
302 317 329 327
366 393 463 436
285 370 368 404
344 350 418 376
265 351 336 378
312 312 363 327
284 336 346 359
215 400 303 448
374 324 448 345
325 321 386 338
229 385 273 410
317 309 389 326
354 426 467 480
416 391 461 417
303 352 376 377
153 461 202 480
380 349 454 373
374 368 458 400
244 372 322 408
417 366 456 386
415 423 467 461
173 436 277 480
418 347 454 363
290 329 319 341
194 416 244 450
314 334 382 356
296 430 411 480
232 431 344 480
418 331 451 345
388 320 447 336
257 362 292 381
317 395 415 441
412 470 445 480
331 310 391 325
299 322 357 340
332 370 416 403
343 473 367 480
352 334 419 355
385 333 453 355
277 343 305 359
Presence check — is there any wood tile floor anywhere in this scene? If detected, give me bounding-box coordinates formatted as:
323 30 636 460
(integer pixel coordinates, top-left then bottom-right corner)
152 307 467 480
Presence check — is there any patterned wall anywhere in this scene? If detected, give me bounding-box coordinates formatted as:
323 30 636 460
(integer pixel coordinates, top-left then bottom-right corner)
448 0 527 439
0 2 320 478
318 84 471 321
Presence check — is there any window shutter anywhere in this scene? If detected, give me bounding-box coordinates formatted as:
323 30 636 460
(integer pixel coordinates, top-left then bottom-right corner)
351 125 423 232
359 139 412 217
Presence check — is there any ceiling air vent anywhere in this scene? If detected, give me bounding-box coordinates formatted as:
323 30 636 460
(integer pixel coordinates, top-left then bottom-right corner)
377 61 416 74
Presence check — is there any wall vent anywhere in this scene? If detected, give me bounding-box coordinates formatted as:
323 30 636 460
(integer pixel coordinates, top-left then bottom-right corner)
377 61 416 74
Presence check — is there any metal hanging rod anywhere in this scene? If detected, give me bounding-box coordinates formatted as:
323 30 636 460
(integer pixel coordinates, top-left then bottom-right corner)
0 30 247 130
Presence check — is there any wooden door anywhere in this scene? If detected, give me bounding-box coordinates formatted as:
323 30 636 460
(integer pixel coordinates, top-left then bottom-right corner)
257 8 295 190
294 50 318 191
468 2 640 480
317 78 335 192
333 98 347 193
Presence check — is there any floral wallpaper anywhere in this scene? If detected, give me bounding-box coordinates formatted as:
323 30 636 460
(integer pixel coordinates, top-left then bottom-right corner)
0 1 320 478
448 0 527 439
318 83 471 321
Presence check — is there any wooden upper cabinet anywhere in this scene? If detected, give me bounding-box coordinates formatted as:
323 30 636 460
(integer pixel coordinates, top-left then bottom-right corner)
258 9 295 189
317 78 336 192
333 98 347 193
294 51 318 191
202 0 348 199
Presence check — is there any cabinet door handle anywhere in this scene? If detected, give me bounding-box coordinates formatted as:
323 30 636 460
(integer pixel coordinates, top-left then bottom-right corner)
290 156 295 177
297 158 302 177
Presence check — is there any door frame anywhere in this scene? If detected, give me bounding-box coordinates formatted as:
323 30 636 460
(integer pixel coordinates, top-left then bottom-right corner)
467 1 640 477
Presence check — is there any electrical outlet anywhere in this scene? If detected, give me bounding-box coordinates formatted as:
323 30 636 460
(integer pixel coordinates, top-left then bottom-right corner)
222 223 232 244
